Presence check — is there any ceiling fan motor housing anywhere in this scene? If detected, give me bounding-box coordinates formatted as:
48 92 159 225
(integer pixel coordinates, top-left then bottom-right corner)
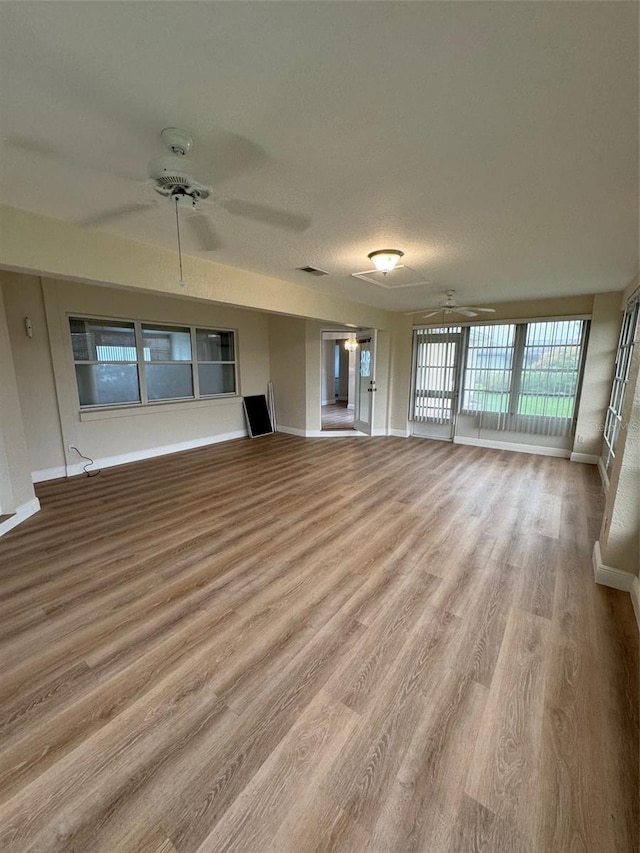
149 155 210 199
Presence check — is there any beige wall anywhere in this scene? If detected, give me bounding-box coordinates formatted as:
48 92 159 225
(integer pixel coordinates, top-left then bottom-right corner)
573 292 622 457
2 273 273 475
268 315 307 431
0 285 37 511
305 321 326 433
0 205 392 331
389 314 414 434
2 272 65 474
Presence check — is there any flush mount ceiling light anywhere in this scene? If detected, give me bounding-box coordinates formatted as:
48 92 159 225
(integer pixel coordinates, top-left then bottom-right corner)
367 249 404 274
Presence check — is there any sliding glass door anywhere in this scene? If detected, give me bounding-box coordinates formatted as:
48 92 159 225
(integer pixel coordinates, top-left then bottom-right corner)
411 327 463 440
411 319 589 448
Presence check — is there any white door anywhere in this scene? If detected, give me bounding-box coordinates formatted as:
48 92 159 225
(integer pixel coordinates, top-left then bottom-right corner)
354 329 376 434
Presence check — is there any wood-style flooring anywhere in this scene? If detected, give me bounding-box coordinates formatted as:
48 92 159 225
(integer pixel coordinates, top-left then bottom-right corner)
0 433 637 852
321 401 355 431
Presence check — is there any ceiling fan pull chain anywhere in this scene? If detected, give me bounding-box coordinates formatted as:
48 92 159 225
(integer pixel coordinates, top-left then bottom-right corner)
174 195 186 287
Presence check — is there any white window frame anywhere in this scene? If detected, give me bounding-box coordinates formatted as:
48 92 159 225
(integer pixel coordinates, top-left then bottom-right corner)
411 316 589 437
602 297 639 474
69 314 238 410
460 323 517 416
411 326 463 424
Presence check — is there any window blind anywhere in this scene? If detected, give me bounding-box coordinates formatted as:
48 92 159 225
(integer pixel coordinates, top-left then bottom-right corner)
412 318 588 439
413 327 461 423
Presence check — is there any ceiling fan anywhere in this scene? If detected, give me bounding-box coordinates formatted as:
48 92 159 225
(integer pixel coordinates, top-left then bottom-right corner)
79 127 311 251
418 290 497 320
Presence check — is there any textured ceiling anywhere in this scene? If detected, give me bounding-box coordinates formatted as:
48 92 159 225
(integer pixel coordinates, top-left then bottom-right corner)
0 1 637 312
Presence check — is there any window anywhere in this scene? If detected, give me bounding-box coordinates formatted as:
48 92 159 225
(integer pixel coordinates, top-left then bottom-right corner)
69 316 237 408
142 324 193 401
462 324 515 414
412 318 588 437
602 297 639 474
70 318 141 407
196 329 236 396
517 320 584 420
413 327 462 423
461 320 587 434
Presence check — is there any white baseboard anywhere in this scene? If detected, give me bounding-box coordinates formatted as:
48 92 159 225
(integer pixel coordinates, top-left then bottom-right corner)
32 466 67 483
389 428 410 438
63 430 248 478
569 452 599 464
277 424 368 438
307 429 368 438
597 456 609 493
276 424 306 437
592 540 635 591
453 435 570 458
0 497 41 538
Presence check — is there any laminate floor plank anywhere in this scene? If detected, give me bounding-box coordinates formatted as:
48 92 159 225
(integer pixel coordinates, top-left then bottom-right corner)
192 690 359 853
465 608 553 840
367 673 488 853
0 434 635 852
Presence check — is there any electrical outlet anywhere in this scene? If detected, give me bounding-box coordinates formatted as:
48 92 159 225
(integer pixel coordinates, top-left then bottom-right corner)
67 443 74 451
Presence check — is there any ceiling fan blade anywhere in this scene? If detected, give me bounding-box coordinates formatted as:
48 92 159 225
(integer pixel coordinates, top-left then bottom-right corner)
420 311 441 320
80 202 156 228
472 307 497 313
186 212 223 252
5 135 144 183
191 129 270 184
455 308 478 317
218 198 311 232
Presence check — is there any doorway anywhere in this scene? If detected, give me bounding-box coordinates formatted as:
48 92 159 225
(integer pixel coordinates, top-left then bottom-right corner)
321 332 356 431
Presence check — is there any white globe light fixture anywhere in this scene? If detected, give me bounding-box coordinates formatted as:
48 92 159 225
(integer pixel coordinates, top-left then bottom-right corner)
368 249 404 274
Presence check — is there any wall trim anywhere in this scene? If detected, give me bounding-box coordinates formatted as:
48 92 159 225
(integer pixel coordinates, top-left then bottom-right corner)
453 436 571 458
276 424 306 437
277 424 368 438
306 429 367 438
389 428 410 438
569 452 599 464
64 430 247 478
597 456 609 493
0 497 41 538
32 466 67 483
592 540 635 591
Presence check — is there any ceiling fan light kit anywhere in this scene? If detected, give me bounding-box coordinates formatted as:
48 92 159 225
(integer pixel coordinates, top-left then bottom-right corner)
368 249 404 274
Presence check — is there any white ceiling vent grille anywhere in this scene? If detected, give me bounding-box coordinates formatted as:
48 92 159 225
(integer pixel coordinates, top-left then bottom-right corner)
351 265 431 289
298 265 329 276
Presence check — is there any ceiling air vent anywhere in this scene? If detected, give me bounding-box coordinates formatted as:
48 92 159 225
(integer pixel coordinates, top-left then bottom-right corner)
297 265 329 277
